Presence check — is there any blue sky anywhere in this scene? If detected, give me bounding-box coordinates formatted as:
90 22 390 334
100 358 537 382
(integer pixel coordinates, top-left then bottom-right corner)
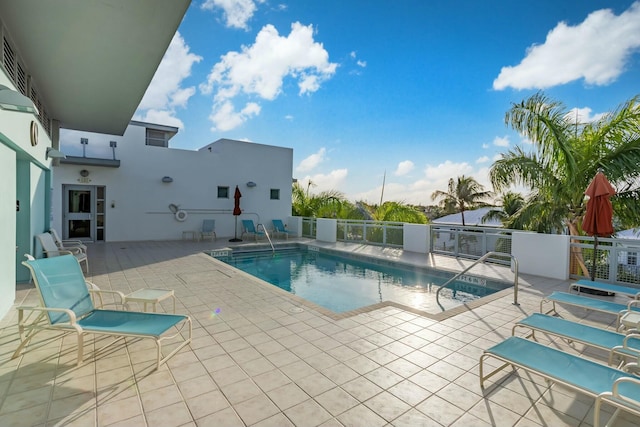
131 0 640 205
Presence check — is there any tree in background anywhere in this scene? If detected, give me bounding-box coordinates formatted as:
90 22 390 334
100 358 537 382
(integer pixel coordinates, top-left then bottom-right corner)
359 201 427 224
431 175 492 226
490 92 640 234
292 182 363 219
481 192 525 229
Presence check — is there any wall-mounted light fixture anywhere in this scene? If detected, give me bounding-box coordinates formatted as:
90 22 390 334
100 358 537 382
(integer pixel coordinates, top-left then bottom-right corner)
46 147 66 159
162 176 173 183
0 84 39 114
80 169 89 177
246 181 257 188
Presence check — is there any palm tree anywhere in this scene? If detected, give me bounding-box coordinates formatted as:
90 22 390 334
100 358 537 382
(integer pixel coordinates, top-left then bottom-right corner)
292 182 360 219
431 175 492 226
489 92 640 235
482 192 525 228
361 201 427 224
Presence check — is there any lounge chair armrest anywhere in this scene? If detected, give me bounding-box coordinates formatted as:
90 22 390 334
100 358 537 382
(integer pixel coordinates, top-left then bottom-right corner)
88 289 126 302
61 246 85 255
611 376 640 402
628 300 640 309
42 249 73 257
623 334 640 350
16 305 78 324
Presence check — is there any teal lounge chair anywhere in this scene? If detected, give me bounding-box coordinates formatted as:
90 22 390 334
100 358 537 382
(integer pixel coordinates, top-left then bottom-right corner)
513 313 640 366
570 279 640 299
241 219 265 241
200 219 217 241
540 291 640 329
13 255 192 370
272 219 292 240
480 336 640 427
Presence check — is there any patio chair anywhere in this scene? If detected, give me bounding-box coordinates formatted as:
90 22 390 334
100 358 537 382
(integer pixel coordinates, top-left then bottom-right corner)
272 219 293 240
241 219 265 241
200 219 217 241
36 232 89 273
513 313 640 367
13 255 192 370
480 336 640 427
49 228 87 254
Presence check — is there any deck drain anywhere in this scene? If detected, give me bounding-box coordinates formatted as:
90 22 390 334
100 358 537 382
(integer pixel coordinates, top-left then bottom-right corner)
289 307 304 313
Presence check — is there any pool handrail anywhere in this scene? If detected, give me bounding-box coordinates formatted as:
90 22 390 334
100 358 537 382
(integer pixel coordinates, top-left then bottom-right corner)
256 223 274 252
435 251 519 310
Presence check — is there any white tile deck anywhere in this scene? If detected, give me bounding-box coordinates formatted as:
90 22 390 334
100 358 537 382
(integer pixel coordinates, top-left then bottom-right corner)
1 238 639 426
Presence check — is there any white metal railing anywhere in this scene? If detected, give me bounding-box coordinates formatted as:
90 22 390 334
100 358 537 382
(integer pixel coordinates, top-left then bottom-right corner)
569 236 640 286
435 251 519 310
430 225 514 264
337 219 404 247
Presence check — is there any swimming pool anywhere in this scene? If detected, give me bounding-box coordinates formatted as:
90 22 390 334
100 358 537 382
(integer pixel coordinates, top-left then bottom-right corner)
212 246 511 315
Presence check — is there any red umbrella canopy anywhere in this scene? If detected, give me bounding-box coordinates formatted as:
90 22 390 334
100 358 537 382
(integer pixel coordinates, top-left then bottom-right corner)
233 185 242 216
581 172 616 237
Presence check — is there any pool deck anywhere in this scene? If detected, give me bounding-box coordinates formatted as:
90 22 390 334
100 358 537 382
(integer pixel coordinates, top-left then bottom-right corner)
1 238 639 426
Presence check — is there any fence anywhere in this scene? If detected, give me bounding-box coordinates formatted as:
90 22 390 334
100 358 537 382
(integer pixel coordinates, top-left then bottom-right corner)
569 236 640 285
430 225 514 265
294 216 640 285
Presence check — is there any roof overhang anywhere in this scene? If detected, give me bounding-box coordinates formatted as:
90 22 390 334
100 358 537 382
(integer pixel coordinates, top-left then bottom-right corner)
0 0 190 135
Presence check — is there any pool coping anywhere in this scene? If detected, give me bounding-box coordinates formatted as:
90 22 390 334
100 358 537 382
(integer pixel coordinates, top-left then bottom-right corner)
203 242 516 321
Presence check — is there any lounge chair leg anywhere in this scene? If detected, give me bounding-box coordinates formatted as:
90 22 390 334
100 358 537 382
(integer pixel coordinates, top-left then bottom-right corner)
76 328 84 366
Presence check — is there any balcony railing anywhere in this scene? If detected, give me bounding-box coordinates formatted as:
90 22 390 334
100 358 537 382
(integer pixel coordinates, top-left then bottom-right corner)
569 236 640 285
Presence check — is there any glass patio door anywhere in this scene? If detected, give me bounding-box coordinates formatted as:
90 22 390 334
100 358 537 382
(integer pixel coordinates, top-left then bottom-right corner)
64 185 94 240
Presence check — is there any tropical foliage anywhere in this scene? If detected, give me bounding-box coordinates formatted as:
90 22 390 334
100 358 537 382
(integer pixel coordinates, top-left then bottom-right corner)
431 175 492 226
360 201 427 224
291 182 362 219
482 192 525 229
489 92 640 234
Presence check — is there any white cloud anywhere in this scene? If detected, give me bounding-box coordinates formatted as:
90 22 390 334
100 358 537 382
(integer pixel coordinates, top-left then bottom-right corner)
201 0 264 30
494 2 640 90
565 107 608 123
493 136 510 147
482 143 490 149
135 110 184 129
347 160 498 206
493 153 503 162
357 60 367 68
296 148 326 173
476 156 490 164
136 32 202 128
394 160 414 176
284 114 294 121
300 169 348 193
209 101 261 131
200 22 337 131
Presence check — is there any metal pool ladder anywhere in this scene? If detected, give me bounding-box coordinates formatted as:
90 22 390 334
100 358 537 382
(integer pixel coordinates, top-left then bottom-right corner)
257 223 274 252
435 251 519 311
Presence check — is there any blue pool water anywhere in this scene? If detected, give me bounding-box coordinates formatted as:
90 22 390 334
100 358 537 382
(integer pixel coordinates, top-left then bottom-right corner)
214 248 510 314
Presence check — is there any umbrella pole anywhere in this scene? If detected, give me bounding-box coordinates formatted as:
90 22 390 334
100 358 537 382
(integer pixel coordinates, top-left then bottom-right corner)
591 236 598 281
229 216 242 242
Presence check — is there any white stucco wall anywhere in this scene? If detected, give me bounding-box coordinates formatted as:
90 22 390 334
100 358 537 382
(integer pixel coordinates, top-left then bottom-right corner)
53 125 294 241
316 218 337 243
0 75 52 319
512 231 570 280
403 223 430 253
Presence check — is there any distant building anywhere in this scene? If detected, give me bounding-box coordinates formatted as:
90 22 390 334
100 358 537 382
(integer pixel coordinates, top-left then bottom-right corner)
52 122 293 242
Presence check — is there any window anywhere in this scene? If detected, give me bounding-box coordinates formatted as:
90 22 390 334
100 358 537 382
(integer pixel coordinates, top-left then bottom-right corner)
217 186 229 198
270 189 280 200
628 252 638 266
146 129 168 147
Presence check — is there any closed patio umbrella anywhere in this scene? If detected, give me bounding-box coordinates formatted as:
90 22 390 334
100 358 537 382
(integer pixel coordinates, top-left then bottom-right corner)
581 171 616 281
230 185 242 242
